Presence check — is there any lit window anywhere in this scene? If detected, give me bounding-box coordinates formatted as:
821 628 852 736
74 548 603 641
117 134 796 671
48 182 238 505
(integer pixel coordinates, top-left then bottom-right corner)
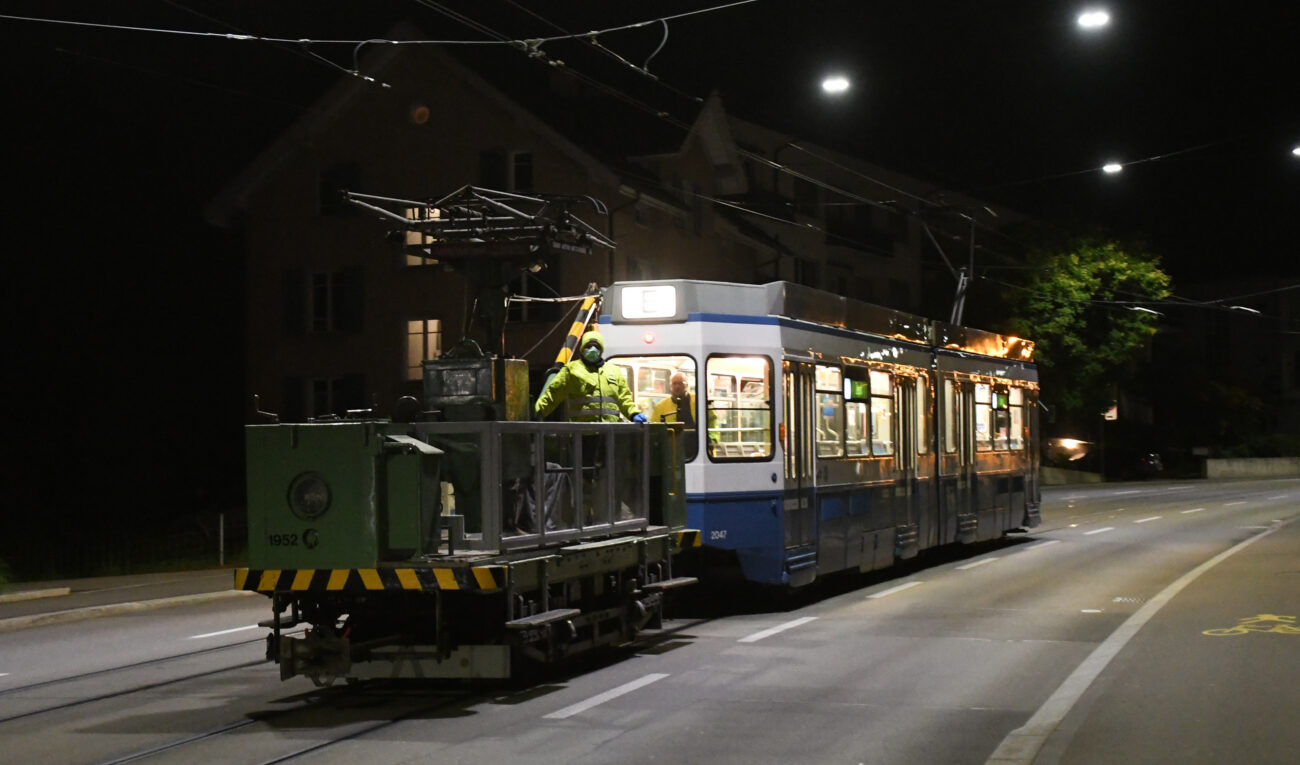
607 354 699 461
974 383 992 451
869 370 894 456
814 364 844 457
706 356 772 461
407 319 442 381
916 375 930 455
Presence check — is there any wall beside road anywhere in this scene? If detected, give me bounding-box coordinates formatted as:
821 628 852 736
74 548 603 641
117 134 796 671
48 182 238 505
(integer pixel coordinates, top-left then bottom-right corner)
1203 457 1300 479
1041 466 1104 485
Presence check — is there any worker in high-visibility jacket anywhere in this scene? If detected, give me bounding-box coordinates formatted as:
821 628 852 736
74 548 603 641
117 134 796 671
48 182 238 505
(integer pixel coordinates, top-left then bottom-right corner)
535 330 647 423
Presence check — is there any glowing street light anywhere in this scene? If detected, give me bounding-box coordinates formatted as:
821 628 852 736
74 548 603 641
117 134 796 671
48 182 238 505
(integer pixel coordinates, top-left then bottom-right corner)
1102 162 1123 174
821 75 851 96
1078 8 1111 29
1292 146 1300 157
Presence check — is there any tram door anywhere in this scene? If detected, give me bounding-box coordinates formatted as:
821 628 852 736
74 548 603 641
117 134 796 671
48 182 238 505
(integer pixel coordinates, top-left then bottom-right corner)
896 377 922 547
939 377 976 542
782 361 816 551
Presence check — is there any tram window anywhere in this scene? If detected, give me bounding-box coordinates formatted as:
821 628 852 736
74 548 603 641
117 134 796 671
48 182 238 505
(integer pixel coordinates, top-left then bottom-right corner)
870 369 894 456
916 375 930 455
607 354 699 462
992 388 1011 450
974 383 993 451
815 364 844 457
1009 387 1025 450
843 369 869 456
706 355 772 460
942 379 958 453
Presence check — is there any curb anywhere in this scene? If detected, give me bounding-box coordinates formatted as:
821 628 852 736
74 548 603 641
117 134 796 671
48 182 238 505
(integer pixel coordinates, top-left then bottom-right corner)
0 590 258 633
0 587 72 604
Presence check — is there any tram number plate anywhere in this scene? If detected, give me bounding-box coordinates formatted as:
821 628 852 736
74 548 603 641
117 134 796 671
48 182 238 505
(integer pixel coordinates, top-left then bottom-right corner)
710 530 727 541
268 534 299 546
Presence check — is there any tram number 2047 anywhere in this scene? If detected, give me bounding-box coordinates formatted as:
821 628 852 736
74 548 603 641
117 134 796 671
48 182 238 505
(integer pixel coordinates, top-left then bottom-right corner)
710 529 728 541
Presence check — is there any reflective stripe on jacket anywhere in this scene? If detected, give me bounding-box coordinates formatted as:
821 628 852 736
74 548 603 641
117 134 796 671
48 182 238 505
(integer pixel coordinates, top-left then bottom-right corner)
535 359 638 422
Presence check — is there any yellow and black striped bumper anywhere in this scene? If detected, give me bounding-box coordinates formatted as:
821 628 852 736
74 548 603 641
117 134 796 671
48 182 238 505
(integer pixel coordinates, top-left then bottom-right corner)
675 529 702 548
235 566 506 593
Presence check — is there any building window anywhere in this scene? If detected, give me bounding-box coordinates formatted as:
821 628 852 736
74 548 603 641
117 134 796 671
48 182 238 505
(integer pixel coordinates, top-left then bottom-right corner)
480 149 534 192
507 270 561 322
307 374 364 419
311 272 334 332
407 319 442 381
305 268 363 333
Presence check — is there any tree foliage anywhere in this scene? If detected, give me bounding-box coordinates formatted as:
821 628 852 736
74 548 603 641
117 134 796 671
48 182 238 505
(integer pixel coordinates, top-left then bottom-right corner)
1006 240 1171 425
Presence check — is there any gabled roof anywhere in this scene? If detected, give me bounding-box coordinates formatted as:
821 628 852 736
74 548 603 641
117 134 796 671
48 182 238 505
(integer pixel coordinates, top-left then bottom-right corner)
205 22 626 228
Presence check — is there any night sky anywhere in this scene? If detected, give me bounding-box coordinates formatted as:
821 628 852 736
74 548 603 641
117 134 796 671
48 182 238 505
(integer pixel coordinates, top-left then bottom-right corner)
4 2 1297 549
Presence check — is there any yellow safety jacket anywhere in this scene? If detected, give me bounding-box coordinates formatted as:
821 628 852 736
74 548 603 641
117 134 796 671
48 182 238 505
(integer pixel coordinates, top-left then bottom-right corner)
651 393 696 426
535 359 638 422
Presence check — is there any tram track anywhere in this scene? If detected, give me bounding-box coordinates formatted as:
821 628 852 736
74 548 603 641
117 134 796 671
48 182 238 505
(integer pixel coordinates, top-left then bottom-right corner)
87 685 475 765
0 635 271 724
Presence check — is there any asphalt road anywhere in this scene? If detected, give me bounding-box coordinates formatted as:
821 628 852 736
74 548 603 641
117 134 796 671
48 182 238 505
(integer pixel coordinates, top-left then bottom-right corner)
0 478 1296 764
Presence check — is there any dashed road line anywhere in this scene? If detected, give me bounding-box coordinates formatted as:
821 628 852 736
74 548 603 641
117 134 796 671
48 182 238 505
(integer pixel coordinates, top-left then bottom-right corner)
1083 527 1115 536
1133 516 1162 524
1024 540 1062 552
737 616 818 643
957 558 1000 570
188 625 260 640
543 673 669 719
1181 508 1205 514
1224 501 1247 507
867 581 924 599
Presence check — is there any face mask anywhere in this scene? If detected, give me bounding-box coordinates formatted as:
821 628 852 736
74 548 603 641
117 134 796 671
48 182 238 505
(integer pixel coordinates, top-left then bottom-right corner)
581 346 602 365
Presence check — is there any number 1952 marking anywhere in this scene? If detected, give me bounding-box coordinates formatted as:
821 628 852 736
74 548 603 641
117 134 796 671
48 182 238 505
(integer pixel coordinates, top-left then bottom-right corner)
268 534 298 546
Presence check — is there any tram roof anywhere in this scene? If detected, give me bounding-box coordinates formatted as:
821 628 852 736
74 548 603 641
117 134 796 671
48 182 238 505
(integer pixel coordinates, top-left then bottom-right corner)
605 279 1034 362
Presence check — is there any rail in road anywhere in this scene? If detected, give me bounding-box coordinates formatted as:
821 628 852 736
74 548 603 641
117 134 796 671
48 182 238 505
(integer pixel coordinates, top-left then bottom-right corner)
0 479 1295 764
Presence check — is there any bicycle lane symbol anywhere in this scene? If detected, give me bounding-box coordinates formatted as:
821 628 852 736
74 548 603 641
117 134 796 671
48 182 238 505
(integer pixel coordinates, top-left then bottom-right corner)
1203 613 1300 636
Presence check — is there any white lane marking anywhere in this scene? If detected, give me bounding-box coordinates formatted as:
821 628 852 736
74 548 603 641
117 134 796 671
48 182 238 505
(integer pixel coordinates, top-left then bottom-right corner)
1181 507 1205 514
1024 540 1062 552
1133 516 1162 524
1224 501 1247 506
1268 495 1287 500
1083 527 1115 536
737 616 818 644
0 673 9 677
1081 609 1102 614
189 625 260 640
543 673 668 719
1113 490 1142 495
985 518 1293 765
868 581 924 599
956 558 1000 570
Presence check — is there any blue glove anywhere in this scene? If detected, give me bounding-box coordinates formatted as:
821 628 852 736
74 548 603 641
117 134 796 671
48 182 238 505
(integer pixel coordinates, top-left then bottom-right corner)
631 413 647 423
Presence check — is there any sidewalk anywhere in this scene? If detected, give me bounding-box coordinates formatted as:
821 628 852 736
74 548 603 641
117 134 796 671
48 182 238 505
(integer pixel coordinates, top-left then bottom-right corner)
0 569 252 632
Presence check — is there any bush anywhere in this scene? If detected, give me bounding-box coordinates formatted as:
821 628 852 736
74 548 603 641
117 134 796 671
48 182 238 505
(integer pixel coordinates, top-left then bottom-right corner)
1223 434 1300 458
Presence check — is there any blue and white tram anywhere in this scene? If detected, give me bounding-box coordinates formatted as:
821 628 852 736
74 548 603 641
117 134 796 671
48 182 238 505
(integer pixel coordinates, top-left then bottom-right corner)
600 279 1040 587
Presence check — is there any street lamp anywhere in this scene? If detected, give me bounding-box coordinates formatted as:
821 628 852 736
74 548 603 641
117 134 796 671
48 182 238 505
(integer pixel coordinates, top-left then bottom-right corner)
821 75 851 96
1102 162 1123 174
1078 9 1111 29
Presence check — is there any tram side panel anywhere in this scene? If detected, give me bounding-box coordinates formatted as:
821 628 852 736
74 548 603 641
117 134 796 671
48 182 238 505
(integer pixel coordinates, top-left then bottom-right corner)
604 318 793 586
934 351 1040 542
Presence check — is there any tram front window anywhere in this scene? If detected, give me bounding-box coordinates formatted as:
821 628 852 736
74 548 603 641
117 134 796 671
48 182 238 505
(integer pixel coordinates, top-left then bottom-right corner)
706 356 773 460
608 354 700 461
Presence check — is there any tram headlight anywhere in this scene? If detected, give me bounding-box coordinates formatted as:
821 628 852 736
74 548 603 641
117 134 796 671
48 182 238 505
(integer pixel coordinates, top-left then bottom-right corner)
287 472 331 520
